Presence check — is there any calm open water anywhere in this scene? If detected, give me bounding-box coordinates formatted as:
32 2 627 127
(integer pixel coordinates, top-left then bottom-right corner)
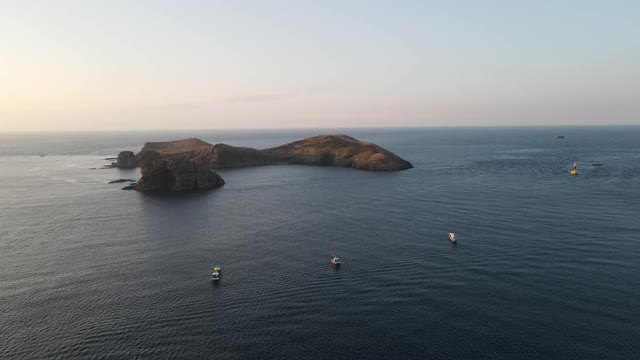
1 127 639 359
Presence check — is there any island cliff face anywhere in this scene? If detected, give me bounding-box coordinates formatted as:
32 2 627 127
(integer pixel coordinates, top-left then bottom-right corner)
131 151 225 192
126 135 412 192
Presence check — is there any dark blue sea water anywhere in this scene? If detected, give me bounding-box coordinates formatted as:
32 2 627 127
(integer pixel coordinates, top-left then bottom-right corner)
1 127 639 359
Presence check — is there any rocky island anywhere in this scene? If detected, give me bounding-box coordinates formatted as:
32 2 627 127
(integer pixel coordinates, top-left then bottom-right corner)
118 134 412 192
116 151 138 168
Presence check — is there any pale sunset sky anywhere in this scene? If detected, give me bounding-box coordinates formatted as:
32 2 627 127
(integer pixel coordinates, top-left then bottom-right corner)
0 0 638 131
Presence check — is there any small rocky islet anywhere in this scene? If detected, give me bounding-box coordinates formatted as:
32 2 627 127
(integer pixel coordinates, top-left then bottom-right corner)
108 179 136 184
109 134 413 192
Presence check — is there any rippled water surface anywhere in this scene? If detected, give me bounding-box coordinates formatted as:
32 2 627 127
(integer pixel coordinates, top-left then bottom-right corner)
1 127 639 359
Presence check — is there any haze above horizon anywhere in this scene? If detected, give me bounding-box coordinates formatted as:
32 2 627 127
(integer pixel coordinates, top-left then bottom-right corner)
1 0 638 131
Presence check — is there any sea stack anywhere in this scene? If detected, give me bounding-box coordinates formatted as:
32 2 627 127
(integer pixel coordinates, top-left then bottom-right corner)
126 151 225 192
116 151 138 168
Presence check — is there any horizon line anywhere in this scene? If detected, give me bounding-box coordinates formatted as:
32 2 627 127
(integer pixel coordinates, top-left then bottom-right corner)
1 124 639 133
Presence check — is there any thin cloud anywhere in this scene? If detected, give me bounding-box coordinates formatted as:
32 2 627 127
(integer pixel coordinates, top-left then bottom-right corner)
0 91 300 115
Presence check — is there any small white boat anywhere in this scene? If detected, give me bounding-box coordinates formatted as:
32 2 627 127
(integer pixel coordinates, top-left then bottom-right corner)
330 256 341 266
211 266 221 281
448 233 457 242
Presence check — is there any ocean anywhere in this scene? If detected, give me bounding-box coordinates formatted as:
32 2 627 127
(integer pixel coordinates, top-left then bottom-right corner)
1 127 639 359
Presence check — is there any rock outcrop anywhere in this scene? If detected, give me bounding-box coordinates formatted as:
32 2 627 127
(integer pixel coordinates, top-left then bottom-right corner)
116 151 138 168
130 151 225 192
109 178 136 184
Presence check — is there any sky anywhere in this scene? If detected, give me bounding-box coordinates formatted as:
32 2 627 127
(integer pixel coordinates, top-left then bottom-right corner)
1 0 638 131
